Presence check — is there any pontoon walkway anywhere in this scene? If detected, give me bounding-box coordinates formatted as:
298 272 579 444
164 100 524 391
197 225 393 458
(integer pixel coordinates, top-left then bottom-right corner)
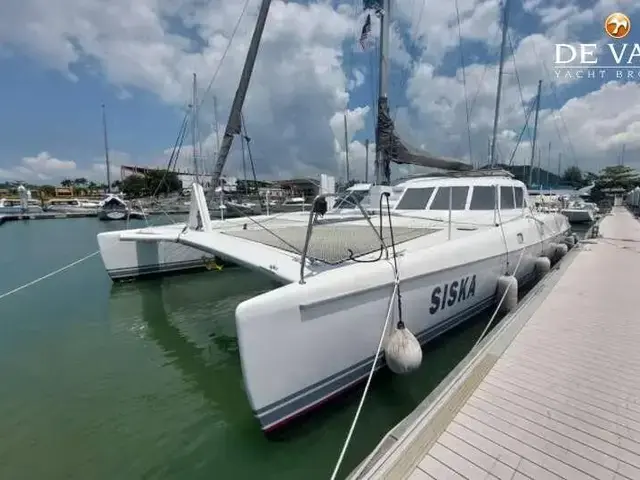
350 206 640 480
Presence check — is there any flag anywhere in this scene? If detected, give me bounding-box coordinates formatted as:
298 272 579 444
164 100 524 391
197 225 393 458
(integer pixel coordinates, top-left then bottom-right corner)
359 13 372 50
363 0 382 12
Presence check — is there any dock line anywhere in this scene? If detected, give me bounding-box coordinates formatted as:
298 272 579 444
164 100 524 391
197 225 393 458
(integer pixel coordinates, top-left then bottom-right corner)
0 215 186 301
0 250 100 301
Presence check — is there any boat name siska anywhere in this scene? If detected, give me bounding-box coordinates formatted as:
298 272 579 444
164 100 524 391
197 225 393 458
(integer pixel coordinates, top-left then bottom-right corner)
429 274 477 314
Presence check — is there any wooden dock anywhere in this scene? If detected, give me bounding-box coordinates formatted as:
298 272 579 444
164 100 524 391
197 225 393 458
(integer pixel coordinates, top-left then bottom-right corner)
350 206 640 480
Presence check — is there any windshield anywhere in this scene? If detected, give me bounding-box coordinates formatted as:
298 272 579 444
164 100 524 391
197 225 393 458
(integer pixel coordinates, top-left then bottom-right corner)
332 190 368 209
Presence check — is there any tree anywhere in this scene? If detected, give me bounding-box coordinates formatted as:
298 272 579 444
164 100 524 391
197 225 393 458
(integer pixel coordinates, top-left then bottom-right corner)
584 171 598 184
589 165 640 203
145 169 182 195
40 185 56 197
121 175 147 197
120 170 182 198
562 166 584 188
60 179 73 188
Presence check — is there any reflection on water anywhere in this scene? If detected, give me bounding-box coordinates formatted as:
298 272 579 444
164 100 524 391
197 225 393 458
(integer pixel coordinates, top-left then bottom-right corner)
0 217 593 480
105 268 504 479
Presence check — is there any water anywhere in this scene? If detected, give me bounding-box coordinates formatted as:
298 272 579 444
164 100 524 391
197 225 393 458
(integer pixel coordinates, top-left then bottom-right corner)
0 218 590 479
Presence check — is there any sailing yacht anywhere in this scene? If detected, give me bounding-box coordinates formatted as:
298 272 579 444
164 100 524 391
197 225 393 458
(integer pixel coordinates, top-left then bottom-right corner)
99 0 572 432
561 199 596 223
0 185 43 214
97 194 146 221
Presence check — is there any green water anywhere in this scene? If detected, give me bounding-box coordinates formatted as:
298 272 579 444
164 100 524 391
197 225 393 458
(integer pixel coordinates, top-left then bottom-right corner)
0 218 588 479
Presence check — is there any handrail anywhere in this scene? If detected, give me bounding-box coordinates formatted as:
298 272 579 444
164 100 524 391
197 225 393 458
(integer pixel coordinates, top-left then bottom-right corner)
298 192 391 284
299 195 326 284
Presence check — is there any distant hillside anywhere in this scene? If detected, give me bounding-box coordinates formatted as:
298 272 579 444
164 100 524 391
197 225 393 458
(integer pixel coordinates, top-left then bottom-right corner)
478 163 573 189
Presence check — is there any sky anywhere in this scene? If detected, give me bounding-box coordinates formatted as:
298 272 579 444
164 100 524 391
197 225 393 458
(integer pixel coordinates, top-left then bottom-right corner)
1 0 640 185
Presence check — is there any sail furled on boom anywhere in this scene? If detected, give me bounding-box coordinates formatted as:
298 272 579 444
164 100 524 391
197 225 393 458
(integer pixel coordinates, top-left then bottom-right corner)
377 97 473 178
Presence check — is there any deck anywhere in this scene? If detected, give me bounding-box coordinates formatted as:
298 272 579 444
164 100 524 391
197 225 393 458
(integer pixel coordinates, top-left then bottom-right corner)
350 206 640 480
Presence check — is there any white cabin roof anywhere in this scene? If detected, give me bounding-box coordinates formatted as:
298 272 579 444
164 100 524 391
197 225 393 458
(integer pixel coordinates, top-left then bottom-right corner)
398 174 524 189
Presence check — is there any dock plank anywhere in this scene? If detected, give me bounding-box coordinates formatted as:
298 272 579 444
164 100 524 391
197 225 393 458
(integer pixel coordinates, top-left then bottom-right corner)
351 207 640 480
437 431 517 480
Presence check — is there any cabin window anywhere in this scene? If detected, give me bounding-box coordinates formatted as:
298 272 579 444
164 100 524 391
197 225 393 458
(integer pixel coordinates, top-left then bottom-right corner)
396 187 435 210
429 186 469 210
500 186 515 209
469 186 496 210
514 187 524 208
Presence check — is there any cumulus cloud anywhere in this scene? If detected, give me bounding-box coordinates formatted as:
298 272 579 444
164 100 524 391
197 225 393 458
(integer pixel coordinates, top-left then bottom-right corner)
0 0 639 185
0 151 123 184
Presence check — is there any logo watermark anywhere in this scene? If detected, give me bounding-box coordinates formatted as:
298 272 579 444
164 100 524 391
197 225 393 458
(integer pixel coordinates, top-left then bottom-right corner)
554 12 639 80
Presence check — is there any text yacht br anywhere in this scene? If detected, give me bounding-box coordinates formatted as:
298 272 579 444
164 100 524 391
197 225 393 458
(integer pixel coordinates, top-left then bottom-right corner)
554 43 640 80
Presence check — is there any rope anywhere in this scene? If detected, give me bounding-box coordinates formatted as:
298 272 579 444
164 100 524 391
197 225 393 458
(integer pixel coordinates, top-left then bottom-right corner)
472 220 528 349
0 213 184 302
0 250 100 301
496 192 510 268
472 243 527 349
330 194 402 479
329 273 400 480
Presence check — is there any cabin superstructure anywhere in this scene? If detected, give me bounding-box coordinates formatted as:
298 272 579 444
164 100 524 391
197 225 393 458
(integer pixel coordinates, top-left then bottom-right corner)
391 171 528 214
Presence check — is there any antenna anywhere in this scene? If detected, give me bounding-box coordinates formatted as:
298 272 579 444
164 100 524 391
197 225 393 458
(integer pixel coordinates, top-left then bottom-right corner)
101 103 111 193
343 111 350 184
528 80 542 187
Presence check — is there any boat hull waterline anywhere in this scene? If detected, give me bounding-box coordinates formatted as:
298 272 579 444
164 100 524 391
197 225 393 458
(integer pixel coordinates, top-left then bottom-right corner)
233 219 569 432
96 181 571 432
97 224 217 279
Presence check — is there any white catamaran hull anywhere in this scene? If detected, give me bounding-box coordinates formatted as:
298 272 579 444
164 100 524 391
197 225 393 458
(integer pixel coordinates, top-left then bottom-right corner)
234 214 569 432
104 181 571 431
97 225 215 280
96 199 345 281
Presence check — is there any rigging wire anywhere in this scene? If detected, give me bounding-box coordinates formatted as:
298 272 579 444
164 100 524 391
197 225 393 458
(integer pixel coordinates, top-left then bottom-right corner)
507 100 535 166
528 39 578 166
197 0 252 111
454 0 474 165
507 32 529 122
151 110 190 198
240 112 261 199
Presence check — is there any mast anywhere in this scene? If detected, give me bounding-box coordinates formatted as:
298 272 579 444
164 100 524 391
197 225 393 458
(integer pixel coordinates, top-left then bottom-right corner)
343 112 350 184
241 132 248 194
547 141 551 191
209 0 274 193
213 95 221 156
537 147 542 186
489 0 512 167
375 0 391 184
365 138 370 183
528 80 542 187
558 152 562 178
101 103 111 193
191 73 200 183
